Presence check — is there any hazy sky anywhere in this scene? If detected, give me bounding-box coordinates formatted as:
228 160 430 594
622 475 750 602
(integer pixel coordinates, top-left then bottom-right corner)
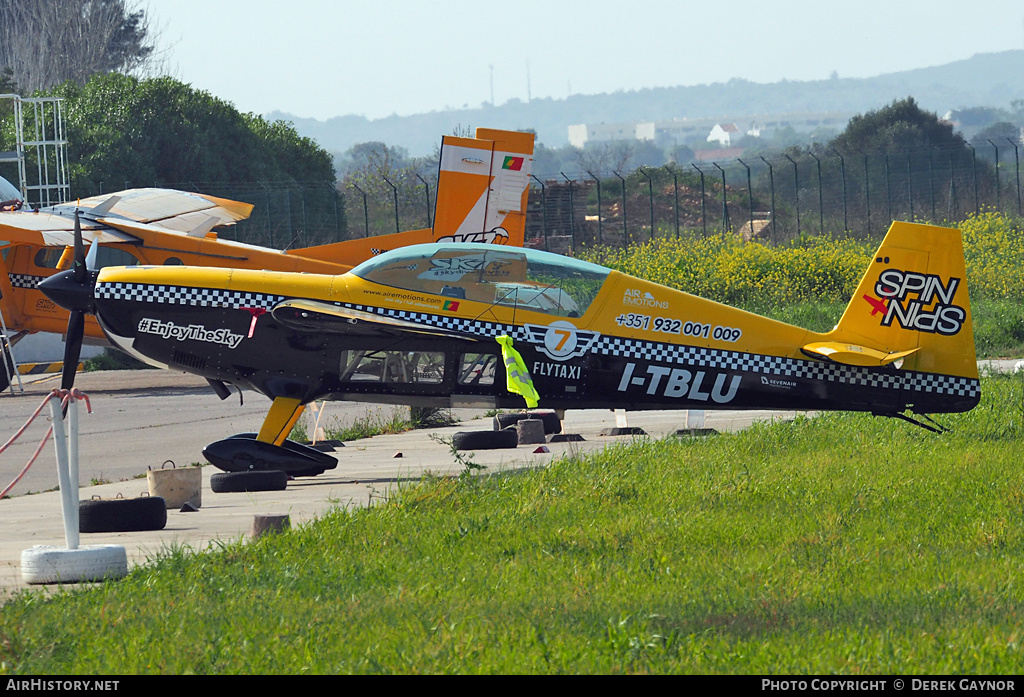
148 0 1024 121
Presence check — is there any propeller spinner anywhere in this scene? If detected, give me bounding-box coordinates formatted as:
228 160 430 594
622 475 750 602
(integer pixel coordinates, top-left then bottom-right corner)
37 212 99 390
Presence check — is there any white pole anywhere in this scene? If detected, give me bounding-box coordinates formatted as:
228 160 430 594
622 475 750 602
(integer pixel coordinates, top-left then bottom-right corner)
68 398 80 541
48 398 78 550
614 409 628 428
312 401 327 443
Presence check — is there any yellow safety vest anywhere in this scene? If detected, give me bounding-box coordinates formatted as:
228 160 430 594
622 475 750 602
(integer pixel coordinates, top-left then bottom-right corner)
496 335 539 408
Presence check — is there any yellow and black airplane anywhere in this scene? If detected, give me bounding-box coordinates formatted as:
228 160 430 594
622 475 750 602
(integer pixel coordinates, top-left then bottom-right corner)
1 127 535 388
39 218 979 476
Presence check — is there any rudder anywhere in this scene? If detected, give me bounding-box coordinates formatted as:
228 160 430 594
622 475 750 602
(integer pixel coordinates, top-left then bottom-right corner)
825 221 977 380
432 128 535 246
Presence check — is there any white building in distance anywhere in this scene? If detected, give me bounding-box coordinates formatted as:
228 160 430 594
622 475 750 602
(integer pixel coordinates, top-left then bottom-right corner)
569 111 853 149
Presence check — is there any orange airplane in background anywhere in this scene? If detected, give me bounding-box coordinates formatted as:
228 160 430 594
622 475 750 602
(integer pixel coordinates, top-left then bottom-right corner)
0 127 535 387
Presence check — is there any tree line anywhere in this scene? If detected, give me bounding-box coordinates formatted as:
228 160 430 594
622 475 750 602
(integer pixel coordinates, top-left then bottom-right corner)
2 2 1017 249
0 1 341 247
0 0 152 94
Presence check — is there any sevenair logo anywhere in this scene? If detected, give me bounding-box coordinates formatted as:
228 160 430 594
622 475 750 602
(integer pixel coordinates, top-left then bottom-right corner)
623 288 668 309
419 254 512 280
524 321 600 361
617 363 741 403
436 227 510 245
138 318 244 349
867 269 966 336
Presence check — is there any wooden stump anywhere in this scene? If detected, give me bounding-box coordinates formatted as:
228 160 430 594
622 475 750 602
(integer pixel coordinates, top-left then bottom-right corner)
515 418 546 445
252 514 290 539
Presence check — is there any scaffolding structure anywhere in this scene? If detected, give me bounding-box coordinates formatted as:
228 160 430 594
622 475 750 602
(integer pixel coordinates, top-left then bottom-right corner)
0 93 70 207
0 93 70 393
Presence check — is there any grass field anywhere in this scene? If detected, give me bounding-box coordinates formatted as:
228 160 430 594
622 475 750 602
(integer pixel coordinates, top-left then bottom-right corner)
1 373 1021 674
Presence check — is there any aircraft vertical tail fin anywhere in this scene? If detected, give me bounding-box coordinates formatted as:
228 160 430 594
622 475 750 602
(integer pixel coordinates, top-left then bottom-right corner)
287 128 535 266
807 221 977 379
431 128 535 246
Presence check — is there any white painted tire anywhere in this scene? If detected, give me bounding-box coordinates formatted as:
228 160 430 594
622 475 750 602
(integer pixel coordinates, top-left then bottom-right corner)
21 545 128 585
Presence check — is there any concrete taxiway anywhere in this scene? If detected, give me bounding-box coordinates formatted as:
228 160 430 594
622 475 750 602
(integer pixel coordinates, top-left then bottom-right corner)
2 361 1018 593
0 369 802 592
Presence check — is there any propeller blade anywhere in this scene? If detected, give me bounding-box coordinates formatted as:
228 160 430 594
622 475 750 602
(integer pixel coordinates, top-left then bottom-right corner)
85 239 99 271
40 214 96 397
61 311 85 390
72 211 86 284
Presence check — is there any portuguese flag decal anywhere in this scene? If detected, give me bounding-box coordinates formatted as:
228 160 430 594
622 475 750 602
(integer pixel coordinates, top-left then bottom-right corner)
502 156 524 171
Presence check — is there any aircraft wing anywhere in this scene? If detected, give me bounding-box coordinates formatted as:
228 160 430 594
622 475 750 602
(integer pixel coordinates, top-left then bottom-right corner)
0 210 138 245
271 299 479 341
0 188 253 247
45 188 253 230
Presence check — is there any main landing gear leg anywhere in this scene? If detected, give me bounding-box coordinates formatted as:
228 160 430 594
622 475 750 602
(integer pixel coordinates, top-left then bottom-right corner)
258 397 305 445
202 397 338 477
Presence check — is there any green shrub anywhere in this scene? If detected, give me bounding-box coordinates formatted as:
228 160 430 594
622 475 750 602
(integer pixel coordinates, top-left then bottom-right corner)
83 347 154 372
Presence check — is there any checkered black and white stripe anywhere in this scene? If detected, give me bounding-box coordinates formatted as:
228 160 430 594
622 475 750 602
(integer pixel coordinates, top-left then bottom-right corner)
355 304 979 398
590 333 978 398
347 303 526 341
91 285 981 400
95 282 283 311
9 273 44 289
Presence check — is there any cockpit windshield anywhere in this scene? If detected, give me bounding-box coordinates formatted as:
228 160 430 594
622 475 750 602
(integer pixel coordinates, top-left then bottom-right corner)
350 243 611 317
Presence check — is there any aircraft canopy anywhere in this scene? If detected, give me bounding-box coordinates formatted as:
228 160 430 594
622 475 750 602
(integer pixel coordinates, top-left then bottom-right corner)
351 243 610 317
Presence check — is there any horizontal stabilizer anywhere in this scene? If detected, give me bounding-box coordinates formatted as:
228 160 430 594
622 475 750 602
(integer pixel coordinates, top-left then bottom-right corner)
187 215 220 237
801 341 919 367
89 195 121 216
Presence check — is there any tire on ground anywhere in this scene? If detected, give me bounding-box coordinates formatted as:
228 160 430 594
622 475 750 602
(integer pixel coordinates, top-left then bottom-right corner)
21 544 128 584
452 429 519 451
0 340 12 393
210 470 289 493
493 410 562 434
79 497 167 533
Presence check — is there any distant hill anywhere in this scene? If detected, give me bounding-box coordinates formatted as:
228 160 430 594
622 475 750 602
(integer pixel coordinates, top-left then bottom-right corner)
269 50 1024 157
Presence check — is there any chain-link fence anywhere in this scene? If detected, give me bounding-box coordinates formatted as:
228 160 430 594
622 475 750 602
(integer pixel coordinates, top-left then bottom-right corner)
523 143 1017 252
55 140 1018 256
330 142 1018 256
341 171 434 239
